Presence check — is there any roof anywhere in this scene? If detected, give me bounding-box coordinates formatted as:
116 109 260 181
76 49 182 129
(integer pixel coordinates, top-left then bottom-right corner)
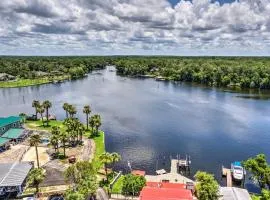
0 138 9 146
0 162 33 187
232 162 242 167
1 128 25 139
0 116 21 128
132 170 146 176
140 182 193 200
219 187 251 200
145 173 194 184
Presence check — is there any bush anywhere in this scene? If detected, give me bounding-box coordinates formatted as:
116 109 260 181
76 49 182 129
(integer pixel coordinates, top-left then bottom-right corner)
122 174 146 196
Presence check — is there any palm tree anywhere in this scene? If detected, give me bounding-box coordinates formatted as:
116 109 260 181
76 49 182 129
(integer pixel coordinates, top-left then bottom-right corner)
30 134 41 168
27 168 45 193
59 131 69 157
63 103 70 119
43 100 52 126
50 126 60 153
89 116 96 137
68 105 77 118
19 113 27 123
94 114 102 136
37 106 45 126
78 122 85 143
111 152 121 170
32 100 40 120
99 152 113 181
83 105 91 130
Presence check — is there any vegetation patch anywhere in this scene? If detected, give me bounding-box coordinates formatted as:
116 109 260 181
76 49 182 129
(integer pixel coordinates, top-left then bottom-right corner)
91 131 105 170
111 175 124 194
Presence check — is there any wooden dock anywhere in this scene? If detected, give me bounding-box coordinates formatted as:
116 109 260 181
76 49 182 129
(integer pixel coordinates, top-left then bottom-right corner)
222 167 232 187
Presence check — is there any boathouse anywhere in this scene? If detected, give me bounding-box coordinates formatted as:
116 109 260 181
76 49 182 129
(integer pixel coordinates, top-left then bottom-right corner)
0 162 33 198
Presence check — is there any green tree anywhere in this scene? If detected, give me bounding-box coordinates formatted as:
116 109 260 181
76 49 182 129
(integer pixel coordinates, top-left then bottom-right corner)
29 134 41 168
252 189 270 200
50 126 60 153
89 116 96 137
77 175 98 199
27 168 45 193
83 105 91 130
32 100 40 120
65 190 85 200
99 152 113 181
59 131 69 157
42 100 52 126
68 105 77 118
63 103 70 118
19 113 27 123
111 152 121 170
243 154 270 188
94 114 102 136
122 174 146 196
37 105 45 126
194 171 219 200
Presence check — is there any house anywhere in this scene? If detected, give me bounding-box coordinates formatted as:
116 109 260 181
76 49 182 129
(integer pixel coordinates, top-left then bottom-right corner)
0 116 22 135
139 182 193 200
0 162 33 198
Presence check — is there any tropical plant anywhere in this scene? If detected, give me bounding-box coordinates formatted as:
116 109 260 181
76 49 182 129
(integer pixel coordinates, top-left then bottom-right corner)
32 100 40 120
37 105 45 126
93 114 101 136
99 152 113 181
77 122 85 143
42 100 52 126
122 174 146 196
83 105 91 130
243 154 270 189
50 126 60 153
68 105 77 118
29 134 41 168
65 190 85 200
63 103 70 118
27 168 45 193
111 152 121 170
19 113 27 122
59 131 69 157
194 171 219 200
89 116 96 137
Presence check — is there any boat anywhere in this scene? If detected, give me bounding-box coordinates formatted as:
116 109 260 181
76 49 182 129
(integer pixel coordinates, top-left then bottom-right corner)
231 161 245 181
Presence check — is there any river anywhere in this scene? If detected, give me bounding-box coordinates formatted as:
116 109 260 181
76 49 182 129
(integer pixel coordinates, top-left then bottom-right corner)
0 67 269 186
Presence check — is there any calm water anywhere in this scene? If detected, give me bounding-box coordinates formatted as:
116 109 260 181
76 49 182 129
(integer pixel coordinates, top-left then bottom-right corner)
0 67 270 181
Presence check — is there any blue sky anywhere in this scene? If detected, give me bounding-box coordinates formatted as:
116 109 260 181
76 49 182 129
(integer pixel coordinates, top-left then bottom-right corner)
0 0 269 56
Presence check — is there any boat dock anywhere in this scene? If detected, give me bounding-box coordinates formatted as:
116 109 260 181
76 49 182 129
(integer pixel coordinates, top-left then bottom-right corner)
171 155 191 174
222 166 232 187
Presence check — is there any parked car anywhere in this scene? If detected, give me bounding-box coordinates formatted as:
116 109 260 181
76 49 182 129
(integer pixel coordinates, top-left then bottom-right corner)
68 155 76 163
48 195 64 200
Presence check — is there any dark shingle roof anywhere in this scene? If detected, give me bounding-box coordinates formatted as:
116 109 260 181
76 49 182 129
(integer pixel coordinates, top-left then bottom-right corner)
0 162 33 187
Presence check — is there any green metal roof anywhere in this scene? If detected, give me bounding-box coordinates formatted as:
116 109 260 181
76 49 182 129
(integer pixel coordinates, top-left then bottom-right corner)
1 129 24 139
0 116 21 128
0 138 9 146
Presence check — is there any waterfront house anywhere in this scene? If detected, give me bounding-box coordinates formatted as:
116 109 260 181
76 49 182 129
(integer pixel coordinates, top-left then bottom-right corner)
139 182 193 200
0 162 33 198
0 116 22 135
0 116 23 150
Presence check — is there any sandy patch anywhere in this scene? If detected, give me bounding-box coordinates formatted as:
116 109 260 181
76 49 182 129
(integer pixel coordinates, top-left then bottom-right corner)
22 146 50 167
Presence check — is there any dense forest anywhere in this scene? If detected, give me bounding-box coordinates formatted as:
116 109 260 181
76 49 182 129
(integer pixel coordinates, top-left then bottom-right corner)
1 56 270 89
0 56 108 80
113 57 270 89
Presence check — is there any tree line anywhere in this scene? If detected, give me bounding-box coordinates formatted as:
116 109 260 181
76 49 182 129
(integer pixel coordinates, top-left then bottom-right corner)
0 56 108 80
113 56 270 89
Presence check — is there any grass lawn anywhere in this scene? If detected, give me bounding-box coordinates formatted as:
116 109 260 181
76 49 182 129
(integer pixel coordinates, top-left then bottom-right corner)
111 175 124 194
0 75 69 88
91 131 105 170
25 120 65 132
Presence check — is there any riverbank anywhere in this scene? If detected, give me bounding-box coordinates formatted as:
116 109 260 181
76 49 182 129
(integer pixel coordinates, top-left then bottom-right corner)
0 75 70 88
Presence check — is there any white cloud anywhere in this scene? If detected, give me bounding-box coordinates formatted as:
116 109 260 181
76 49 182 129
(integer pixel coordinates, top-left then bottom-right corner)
0 0 269 55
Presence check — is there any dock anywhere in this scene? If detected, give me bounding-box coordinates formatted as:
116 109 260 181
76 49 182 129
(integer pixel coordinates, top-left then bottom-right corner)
222 167 232 187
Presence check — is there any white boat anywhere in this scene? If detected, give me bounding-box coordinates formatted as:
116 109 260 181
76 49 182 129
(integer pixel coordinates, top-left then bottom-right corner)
231 161 245 181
